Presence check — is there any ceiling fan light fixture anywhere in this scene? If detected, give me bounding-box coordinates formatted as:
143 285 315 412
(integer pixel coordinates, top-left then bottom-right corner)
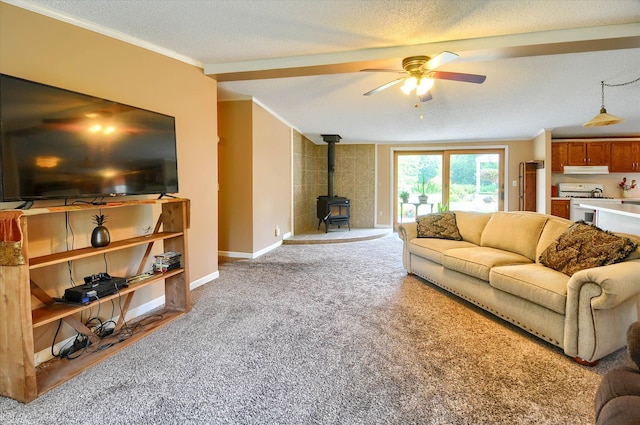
400 77 417 95
361 51 486 101
415 77 434 96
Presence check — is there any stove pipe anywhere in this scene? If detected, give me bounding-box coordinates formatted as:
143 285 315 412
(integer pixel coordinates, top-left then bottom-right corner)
321 134 341 197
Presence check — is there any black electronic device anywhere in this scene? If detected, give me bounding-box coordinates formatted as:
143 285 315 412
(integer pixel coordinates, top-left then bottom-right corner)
0 73 179 202
64 274 127 304
84 272 114 284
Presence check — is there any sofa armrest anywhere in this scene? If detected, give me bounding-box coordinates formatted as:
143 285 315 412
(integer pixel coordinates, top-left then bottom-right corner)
569 259 640 310
564 259 640 360
397 222 417 271
397 222 417 242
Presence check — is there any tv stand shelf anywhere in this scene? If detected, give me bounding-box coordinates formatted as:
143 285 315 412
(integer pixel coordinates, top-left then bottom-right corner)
31 268 184 328
35 307 183 398
29 232 183 269
0 198 190 403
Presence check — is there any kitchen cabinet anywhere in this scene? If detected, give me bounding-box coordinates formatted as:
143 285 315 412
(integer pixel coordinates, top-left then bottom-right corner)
551 143 568 172
551 199 570 219
610 141 640 172
566 142 610 166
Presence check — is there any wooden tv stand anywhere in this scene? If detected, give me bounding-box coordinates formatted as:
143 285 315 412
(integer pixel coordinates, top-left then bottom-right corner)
0 198 190 403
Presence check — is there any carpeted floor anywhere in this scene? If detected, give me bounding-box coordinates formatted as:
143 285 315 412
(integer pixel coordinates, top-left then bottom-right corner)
0 234 631 424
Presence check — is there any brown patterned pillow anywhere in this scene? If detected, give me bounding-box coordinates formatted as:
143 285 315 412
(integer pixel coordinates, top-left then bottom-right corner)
539 221 637 276
416 212 462 240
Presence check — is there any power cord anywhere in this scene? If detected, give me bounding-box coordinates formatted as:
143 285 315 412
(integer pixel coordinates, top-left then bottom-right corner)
51 285 166 361
65 211 76 286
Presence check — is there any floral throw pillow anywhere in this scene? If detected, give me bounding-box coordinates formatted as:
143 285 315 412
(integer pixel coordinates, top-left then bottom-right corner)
416 212 462 241
539 221 637 276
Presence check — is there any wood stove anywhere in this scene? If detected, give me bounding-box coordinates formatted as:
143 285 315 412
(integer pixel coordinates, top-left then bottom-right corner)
317 196 350 232
317 134 351 233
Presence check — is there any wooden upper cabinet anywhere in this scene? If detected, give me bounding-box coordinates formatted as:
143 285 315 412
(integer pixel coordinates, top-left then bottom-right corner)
552 139 639 174
551 143 567 172
610 141 640 172
565 142 610 166
585 142 610 166
566 143 587 165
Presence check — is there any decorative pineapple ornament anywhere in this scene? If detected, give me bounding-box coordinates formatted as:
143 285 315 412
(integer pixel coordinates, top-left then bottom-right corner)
90 214 110 247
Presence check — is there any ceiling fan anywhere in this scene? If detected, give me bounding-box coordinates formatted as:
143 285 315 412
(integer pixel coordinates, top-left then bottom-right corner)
361 51 486 102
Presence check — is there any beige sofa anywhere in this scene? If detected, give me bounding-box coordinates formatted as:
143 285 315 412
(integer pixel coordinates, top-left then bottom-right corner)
398 211 640 364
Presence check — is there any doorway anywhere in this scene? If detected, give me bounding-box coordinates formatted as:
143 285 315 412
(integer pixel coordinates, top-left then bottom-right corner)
395 149 505 226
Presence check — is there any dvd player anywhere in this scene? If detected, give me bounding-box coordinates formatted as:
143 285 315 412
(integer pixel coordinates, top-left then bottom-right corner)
64 276 127 304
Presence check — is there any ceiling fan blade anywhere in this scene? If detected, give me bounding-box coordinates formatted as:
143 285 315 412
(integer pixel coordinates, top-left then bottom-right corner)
430 71 486 84
422 51 458 71
363 78 405 96
360 68 404 73
419 92 433 103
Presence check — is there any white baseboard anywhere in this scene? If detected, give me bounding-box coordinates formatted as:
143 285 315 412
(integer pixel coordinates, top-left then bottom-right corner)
34 271 220 366
219 238 284 259
190 271 219 290
218 250 253 259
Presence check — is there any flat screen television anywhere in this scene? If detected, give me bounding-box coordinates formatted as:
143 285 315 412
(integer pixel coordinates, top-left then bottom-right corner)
0 73 178 203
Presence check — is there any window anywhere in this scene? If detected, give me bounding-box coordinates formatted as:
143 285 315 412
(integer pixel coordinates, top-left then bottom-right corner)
395 149 504 225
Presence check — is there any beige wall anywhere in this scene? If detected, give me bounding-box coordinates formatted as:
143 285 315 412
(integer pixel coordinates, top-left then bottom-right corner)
251 102 291 250
376 139 536 227
218 100 292 255
533 130 552 214
0 4 218 289
293 131 318 232
218 101 253 253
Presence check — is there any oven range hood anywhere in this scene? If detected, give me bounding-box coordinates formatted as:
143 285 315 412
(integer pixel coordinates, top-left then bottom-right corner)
563 165 609 175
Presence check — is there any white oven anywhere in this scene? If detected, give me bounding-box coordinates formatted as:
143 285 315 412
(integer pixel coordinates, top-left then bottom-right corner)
557 183 622 225
569 198 623 224
570 200 597 224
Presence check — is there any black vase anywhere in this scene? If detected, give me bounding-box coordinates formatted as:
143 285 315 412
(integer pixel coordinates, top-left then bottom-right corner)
91 226 111 248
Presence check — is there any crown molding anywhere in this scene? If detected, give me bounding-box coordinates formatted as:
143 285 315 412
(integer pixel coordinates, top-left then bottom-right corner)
4 0 203 68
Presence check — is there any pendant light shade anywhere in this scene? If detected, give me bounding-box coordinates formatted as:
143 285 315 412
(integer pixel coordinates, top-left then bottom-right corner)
583 107 625 127
583 77 640 127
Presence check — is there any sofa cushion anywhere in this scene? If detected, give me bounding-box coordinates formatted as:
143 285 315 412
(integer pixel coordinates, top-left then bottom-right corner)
490 264 569 315
454 211 492 245
416 212 462 240
539 222 638 276
535 217 573 264
615 232 640 261
442 247 532 281
409 238 477 265
481 212 547 260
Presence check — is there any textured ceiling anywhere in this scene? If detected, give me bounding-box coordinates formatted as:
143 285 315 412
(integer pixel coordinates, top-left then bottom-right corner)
11 0 640 144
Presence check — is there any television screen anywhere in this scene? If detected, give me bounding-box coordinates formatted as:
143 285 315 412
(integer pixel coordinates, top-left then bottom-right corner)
0 73 178 202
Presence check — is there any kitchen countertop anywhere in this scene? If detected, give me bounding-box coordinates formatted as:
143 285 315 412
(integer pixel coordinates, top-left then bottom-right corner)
579 202 640 219
579 201 640 236
551 197 640 202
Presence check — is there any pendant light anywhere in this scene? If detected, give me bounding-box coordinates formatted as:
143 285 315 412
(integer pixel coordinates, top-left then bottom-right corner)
583 76 640 127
